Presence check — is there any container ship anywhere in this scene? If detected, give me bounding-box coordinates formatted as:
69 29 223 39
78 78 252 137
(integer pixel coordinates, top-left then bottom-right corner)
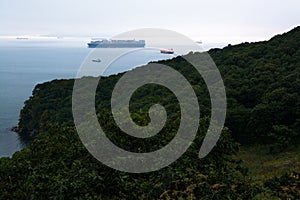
87 39 145 48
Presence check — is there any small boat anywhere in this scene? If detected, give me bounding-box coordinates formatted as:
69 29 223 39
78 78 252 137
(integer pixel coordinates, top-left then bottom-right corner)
160 49 174 54
92 59 101 63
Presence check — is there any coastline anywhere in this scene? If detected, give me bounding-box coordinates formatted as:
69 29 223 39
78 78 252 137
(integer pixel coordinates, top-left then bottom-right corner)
10 126 37 148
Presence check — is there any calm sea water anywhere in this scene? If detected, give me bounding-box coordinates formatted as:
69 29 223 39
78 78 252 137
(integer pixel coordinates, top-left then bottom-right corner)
0 38 183 157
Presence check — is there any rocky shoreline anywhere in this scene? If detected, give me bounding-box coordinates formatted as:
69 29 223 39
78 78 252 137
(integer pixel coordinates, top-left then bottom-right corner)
10 126 21 133
10 126 38 140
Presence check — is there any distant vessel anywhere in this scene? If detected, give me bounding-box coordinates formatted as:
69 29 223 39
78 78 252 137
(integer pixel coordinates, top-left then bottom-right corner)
87 39 145 48
92 59 101 63
160 49 174 54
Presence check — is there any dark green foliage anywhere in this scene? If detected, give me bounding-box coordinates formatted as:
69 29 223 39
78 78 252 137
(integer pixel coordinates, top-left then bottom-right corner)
210 27 300 146
264 172 300 199
18 79 75 136
0 123 260 199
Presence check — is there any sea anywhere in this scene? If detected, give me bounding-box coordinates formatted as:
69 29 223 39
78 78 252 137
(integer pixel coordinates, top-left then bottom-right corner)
0 37 226 158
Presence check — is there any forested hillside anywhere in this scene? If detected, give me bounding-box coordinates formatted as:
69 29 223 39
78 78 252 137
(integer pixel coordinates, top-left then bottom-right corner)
1 27 299 199
18 26 300 150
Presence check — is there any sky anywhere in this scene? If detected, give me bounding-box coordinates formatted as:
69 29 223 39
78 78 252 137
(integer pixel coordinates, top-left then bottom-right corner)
1 0 300 44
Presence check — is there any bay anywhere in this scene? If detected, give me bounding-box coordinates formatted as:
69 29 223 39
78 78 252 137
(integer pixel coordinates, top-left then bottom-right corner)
0 38 179 157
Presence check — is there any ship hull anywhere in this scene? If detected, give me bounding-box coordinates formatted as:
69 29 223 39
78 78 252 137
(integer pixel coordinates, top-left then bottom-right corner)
160 50 174 54
88 44 145 48
87 40 145 48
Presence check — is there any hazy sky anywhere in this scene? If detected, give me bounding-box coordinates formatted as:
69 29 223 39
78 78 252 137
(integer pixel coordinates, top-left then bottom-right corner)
1 0 299 43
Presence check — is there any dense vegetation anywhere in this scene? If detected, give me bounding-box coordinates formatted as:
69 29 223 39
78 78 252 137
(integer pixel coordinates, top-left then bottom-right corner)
0 27 300 199
211 27 300 150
